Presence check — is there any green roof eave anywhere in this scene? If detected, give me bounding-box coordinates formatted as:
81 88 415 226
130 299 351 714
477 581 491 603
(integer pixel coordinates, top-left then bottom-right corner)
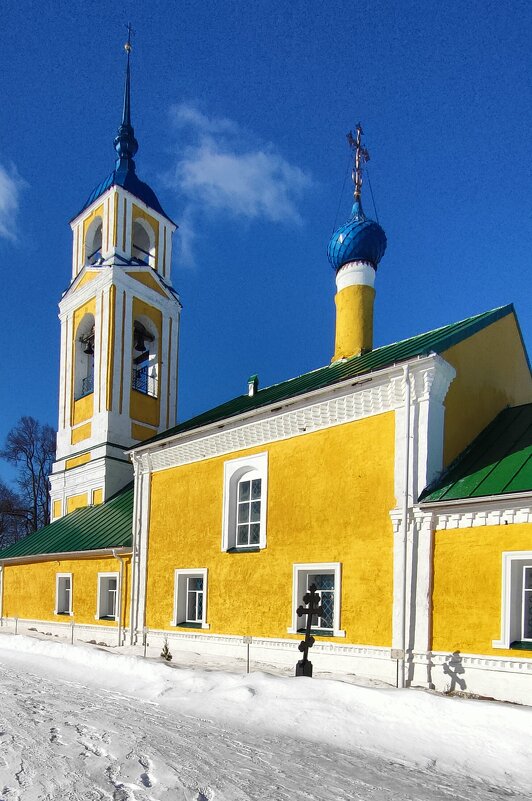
132 304 519 452
420 404 532 504
0 484 134 561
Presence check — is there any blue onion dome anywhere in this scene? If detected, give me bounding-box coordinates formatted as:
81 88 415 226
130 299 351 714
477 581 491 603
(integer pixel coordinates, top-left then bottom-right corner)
327 198 387 272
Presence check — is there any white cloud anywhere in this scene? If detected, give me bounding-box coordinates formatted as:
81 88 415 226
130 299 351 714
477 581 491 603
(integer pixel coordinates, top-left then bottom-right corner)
0 163 25 242
166 104 311 266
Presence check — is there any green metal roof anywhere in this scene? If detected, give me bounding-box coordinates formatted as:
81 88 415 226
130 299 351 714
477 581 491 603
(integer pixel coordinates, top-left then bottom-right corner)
140 304 518 448
420 404 532 503
0 484 133 561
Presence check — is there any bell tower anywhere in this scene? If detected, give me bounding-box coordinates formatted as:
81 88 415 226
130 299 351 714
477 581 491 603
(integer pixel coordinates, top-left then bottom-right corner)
49 32 181 520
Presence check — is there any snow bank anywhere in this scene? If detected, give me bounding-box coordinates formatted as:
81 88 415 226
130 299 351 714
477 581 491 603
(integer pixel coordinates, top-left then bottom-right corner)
1 634 531 791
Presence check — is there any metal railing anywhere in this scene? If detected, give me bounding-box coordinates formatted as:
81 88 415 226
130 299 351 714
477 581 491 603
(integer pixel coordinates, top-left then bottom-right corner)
75 374 94 400
132 365 157 397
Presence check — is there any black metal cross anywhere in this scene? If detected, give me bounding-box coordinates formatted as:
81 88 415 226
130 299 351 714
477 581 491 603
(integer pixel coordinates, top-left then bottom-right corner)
295 583 323 677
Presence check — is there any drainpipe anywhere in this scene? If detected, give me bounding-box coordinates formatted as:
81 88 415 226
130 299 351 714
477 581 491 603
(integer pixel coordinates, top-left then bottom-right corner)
112 550 126 647
398 364 411 688
0 565 3 626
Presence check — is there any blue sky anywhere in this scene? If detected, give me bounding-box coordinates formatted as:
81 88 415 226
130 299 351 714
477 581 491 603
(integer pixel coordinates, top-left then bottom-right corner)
0 0 530 484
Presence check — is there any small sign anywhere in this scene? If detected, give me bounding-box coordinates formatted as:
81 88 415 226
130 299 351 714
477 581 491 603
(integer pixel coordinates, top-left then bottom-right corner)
391 648 404 660
242 636 252 644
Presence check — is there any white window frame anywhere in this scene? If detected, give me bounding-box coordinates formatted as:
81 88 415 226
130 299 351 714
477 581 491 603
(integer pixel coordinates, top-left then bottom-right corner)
96 571 119 621
493 551 532 649
55 572 73 616
287 562 345 638
222 452 268 551
171 568 209 629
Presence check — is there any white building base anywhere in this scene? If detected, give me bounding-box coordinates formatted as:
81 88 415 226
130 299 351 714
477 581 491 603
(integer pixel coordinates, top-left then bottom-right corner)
410 650 532 706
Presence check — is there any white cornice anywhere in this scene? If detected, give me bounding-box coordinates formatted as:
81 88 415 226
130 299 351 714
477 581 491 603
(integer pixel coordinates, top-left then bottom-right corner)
420 493 532 530
60 265 180 317
0 547 131 566
130 354 455 475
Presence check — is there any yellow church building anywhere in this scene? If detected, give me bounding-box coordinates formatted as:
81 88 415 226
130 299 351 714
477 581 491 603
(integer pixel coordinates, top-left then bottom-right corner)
1 47 532 705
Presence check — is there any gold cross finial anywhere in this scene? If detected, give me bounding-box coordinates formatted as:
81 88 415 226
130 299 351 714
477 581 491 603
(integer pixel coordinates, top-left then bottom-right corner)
347 123 370 201
125 22 135 53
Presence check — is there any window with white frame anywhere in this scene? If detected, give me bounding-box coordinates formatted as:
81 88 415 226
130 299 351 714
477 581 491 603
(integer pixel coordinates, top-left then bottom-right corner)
493 552 532 650
55 573 72 615
222 453 268 551
97 573 118 620
288 563 345 638
173 569 209 628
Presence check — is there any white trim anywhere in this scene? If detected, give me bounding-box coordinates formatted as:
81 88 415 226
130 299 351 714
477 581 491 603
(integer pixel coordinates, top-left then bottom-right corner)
172 568 209 629
421 495 532 530
131 356 455 479
222 452 268 551
288 562 345 638
54 572 73 616
96 571 119 621
492 551 532 649
0 547 131 566
335 260 375 292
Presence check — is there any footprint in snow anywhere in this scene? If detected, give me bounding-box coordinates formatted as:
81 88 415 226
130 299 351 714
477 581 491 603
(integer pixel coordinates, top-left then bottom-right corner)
197 788 214 800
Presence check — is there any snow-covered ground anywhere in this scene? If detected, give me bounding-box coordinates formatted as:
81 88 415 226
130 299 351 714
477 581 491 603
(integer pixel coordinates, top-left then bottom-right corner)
0 634 530 800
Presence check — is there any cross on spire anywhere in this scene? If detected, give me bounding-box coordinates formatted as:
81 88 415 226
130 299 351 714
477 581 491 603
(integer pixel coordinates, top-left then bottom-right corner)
347 123 370 201
114 23 139 172
125 22 135 53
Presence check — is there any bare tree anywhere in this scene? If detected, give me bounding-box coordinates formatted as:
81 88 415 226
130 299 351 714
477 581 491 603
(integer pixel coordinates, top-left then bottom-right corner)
0 417 56 532
0 481 31 548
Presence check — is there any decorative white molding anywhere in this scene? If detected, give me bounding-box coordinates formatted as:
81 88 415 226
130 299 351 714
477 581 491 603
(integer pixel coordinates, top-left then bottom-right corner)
143 627 390 659
335 260 375 292
132 355 455 478
414 649 532 674
222 452 268 551
424 496 532 530
288 562 345 637
491 551 532 649
172 568 209 629
54 572 73 616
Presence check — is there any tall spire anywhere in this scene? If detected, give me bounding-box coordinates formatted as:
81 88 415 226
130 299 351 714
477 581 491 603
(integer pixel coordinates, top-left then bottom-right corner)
346 123 370 220
114 23 139 174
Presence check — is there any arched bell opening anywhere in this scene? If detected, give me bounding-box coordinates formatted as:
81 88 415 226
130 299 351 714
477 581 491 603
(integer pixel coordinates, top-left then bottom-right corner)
74 314 95 400
85 217 103 265
132 219 156 268
131 318 158 397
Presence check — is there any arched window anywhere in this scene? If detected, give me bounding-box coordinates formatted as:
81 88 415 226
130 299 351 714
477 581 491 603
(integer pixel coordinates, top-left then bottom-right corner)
222 453 268 551
85 217 103 265
131 318 158 397
132 220 155 267
74 314 95 400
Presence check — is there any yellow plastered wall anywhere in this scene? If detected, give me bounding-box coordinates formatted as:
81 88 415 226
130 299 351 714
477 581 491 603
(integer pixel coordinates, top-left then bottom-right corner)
129 297 162 428
52 500 62 520
442 314 532 465
146 412 396 645
132 205 160 272
71 297 97 426
66 493 88 514
71 422 91 445
92 488 103 505
131 422 157 441
333 285 375 361
126 271 167 298
2 555 131 627
76 271 98 289
432 522 532 657
65 453 90 470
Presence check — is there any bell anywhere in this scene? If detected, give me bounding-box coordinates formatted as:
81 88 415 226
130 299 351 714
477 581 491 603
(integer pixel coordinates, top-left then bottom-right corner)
83 339 94 356
134 331 146 352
